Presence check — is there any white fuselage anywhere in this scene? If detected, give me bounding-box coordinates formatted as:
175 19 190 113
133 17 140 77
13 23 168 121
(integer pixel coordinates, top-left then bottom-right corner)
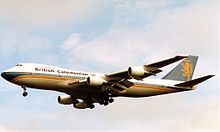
2 63 189 98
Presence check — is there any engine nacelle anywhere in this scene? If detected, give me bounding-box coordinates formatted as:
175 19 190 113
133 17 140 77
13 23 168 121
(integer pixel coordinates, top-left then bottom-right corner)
74 102 88 109
57 95 72 105
87 76 107 86
128 66 147 77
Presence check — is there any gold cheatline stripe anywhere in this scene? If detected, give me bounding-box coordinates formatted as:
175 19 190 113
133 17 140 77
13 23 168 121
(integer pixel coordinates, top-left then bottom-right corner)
12 75 79 82
132 84 177 92
12 75 177 92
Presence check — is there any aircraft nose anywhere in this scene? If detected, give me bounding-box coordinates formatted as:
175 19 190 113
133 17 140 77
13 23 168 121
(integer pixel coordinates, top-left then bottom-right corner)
1 72 12 82
1 72 6 79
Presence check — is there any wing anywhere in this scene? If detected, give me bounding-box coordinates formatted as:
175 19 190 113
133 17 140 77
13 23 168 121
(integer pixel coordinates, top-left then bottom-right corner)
59 55 187 109
105 55 186 81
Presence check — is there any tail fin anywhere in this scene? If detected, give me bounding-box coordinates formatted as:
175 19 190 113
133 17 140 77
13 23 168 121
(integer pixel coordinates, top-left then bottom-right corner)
162 55 198 81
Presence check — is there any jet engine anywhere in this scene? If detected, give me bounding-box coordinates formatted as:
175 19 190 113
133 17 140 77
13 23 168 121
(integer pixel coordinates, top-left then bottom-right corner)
87 76 107 86
74 101 88 109
57 95 72 105
128 66 148 77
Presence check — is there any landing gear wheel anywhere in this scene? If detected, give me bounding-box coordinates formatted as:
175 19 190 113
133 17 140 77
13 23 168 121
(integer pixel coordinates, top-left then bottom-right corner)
22 91 28 97
99 100 104 105
109 98 114 103
89 104 95 109
103 101 109 106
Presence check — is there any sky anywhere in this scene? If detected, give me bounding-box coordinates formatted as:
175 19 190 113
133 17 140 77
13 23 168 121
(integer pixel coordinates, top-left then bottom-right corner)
0 0 219 131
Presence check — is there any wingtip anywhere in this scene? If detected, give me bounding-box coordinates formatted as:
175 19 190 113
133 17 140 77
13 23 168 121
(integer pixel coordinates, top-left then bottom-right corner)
208 75 215 78
175 55 187 59
175 55 200 60
202 75 215 80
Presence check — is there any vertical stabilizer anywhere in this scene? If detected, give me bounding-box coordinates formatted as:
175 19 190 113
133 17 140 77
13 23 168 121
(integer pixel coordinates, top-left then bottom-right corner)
162 55 198 81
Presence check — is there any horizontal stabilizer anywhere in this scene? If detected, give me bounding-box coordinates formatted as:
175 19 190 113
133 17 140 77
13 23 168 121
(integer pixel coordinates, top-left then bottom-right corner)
175 75 214 88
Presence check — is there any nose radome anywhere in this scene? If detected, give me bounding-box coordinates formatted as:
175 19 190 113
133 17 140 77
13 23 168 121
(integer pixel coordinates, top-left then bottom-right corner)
1 72 8 81
1 72 6 78
1 72 12 82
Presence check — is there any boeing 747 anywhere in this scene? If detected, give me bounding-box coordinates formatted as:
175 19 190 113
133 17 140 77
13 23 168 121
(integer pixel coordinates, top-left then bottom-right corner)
1 55 214 109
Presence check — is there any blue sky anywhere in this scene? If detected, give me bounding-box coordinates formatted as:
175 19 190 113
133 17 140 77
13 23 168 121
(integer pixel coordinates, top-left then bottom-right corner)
0 0 219 131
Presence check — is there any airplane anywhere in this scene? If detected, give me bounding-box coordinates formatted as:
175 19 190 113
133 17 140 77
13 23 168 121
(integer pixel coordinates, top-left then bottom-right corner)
1 55 214 109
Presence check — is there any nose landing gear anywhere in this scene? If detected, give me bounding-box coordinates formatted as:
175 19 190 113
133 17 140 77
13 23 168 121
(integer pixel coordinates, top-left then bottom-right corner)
21 86 28 97
22 91 28 97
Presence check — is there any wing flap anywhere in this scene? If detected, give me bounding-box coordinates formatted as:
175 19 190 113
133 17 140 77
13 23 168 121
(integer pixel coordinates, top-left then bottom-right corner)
106 70 130 81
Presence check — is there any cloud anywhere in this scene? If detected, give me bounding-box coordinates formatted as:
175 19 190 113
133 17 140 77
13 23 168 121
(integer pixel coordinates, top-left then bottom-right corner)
60 30 156 71
0 0 219 131
167 101 220 131
0 126 8 132
58 1 219 130
60 0 219 73
110 0 190 28
62 33 81 51
0 0 100 27
0 30 63 65
149 0 219 56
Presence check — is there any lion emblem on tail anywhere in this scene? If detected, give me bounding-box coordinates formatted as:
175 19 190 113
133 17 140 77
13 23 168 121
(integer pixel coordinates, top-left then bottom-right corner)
181 59 193 81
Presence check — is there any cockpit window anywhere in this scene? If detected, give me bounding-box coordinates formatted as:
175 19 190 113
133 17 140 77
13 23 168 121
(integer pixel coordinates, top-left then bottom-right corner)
16 64 22 66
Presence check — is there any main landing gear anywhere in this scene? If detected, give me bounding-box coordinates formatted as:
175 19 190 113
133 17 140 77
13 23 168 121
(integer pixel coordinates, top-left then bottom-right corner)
88 104 95 109
99 87 115 106
99 96 114 106
21 86 28 97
